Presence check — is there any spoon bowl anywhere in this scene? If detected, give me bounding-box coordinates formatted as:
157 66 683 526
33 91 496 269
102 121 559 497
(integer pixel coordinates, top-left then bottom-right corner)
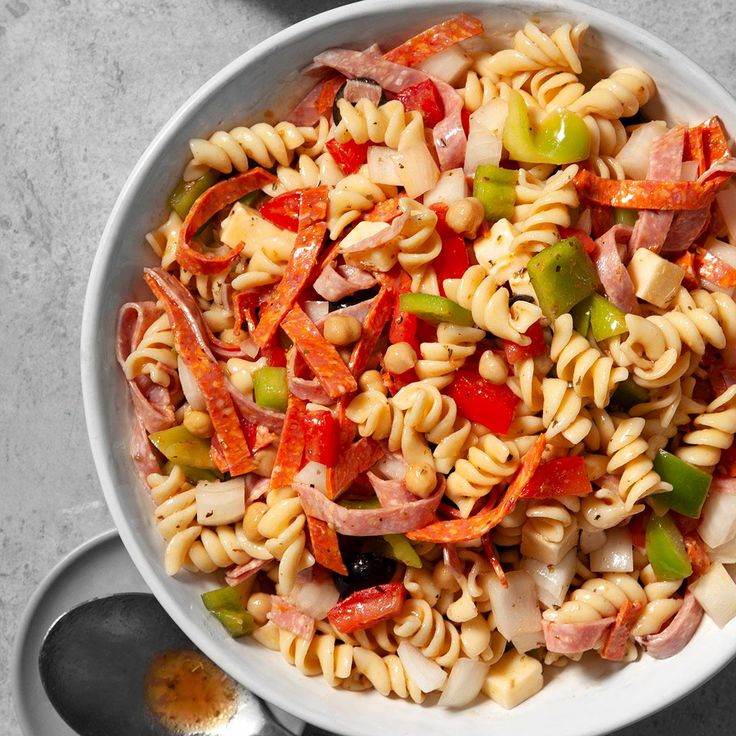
38 593 290 736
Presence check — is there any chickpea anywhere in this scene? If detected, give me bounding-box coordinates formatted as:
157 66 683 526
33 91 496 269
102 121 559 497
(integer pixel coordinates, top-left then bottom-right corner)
358 369 387 395
446 196 485 238
246 592 272 626
183 408 213 438
404 462 437 498
384 342 417 375
323 314 362 346
479 349 508 385
253 447 277 477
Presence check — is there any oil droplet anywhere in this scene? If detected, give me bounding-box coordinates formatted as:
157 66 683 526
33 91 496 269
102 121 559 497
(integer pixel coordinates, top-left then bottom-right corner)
144 649 237 733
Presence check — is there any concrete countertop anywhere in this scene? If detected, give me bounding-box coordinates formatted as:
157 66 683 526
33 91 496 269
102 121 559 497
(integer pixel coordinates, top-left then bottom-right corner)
2 1 735 733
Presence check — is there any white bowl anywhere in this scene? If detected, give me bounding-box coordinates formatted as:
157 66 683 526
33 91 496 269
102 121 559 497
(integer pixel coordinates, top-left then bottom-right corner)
81 1 736 734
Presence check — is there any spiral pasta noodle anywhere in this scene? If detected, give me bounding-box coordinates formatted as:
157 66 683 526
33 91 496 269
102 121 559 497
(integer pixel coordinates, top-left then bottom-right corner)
392 598 462 668
569 67 656 120
415 323 486 388
521 496 580 565
123 313 177 387
327 168 397 239
334 98 421 149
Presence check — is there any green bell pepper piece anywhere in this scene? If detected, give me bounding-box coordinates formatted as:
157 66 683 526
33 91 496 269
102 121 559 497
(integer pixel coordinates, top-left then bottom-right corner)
399 293 474 327
528 237 599 320
149 425 215 470
611 378 649 410
473 164 517 222
340 497 382 509
653 450 712 518
645 514 692 581
239 190 264 207
614 207 638 227
571 298 592 338
202 584 254 638
383 534 422 568
163 461 221 483
252 367 288 412
573 293 627 341
168 170 219 219
503 91 591 165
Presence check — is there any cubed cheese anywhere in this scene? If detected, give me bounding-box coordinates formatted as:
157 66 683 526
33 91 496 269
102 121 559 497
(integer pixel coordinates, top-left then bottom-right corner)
627 248 684 309
340 220 398 272
690 562 736 627
220 203 295 257
483 651 543 709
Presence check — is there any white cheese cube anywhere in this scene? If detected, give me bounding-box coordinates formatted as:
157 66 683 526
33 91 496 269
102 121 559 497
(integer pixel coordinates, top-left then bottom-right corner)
521 518 579 565
482 651 543 709
627 248 684 309
690 562 736 628
220 203 295 258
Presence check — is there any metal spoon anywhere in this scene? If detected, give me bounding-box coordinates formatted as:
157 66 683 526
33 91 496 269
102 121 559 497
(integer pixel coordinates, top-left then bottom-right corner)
38 592 294 736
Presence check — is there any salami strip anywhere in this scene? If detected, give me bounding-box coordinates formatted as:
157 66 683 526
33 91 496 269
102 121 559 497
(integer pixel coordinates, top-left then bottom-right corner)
270 395 307 490
282 305 358 400
407 434 546 543
636 593 703 659
131 415 163 479
313 263 376 303
543 618 615 654
297 478 444 536
366 471 415 506
574 168 721 211
601 600 643 661
629 125 685 254
225 558 269 587
339 209 409 253
305 515 348 575
384 14 484 67
144 268 255 475
593 224 637 312
344 78 382 106
178 168 276 275
269 596 316 640
662 208 710 253
349 285 395 377
326 437 386 499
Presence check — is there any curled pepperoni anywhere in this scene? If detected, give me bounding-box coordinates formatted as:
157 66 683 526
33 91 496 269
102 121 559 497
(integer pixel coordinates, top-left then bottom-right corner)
306 515 348 575
178 168 276 275
348 285 395 377
270 395 307 491
326 437 386 500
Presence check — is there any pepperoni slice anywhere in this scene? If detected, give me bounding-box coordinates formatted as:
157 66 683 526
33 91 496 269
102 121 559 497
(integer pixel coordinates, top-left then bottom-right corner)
305 515 348 575
178 168 276 275
298 185 330 227
407 434 546 543
363 197 402 222
384 14 484 67
269 395 307 491
282 305 357 400
144 269 255 475
601 600 643 661
326 437 386 500
348 285 395 377
574 168 720 211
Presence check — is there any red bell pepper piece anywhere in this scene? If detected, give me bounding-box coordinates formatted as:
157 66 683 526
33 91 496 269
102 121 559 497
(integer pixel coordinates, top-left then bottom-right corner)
304 410 339 468
629 509 651 550
430 204 470 294
521 457 592 499
461 107 471 136
326 138 369 175
394 79 445 128
446 368 519 434
327 582 406 634
557 226 597 254
503 320 546 364
258 190 301 232
261 341 287 367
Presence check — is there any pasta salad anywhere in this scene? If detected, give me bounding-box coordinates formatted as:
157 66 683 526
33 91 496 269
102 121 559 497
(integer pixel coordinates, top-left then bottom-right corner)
117 14 736 709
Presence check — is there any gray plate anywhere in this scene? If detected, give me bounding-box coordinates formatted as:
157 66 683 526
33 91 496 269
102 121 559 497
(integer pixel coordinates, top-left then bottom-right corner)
11 530 307 736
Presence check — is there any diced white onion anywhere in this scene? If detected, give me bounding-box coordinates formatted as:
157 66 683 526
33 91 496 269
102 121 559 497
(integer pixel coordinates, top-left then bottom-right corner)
707 237 736 270
304 300 329 323
367 145 402 186
422 168 468 208
717 189 736 245
580 529 607 555
397 641 447 693
294 461 327 494
396 143 440 198
178 356 206 411
438 658 489 707
576 208 593 236
195 478 245 526
416 45 472 86
485 570 542 642
520 548 576 608
510 630 545 654
289 572 340 620
463 99 506 176
690 562 736 627
708 536 736 564
617 121 667 180
590 527 633 573
699 487 736 548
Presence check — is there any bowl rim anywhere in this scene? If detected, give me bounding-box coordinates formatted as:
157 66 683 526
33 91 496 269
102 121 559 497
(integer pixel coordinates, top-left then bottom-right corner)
81 0 736 733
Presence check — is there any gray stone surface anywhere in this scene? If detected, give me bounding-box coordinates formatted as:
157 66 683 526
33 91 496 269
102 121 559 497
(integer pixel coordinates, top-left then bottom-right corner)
2 1 735 734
